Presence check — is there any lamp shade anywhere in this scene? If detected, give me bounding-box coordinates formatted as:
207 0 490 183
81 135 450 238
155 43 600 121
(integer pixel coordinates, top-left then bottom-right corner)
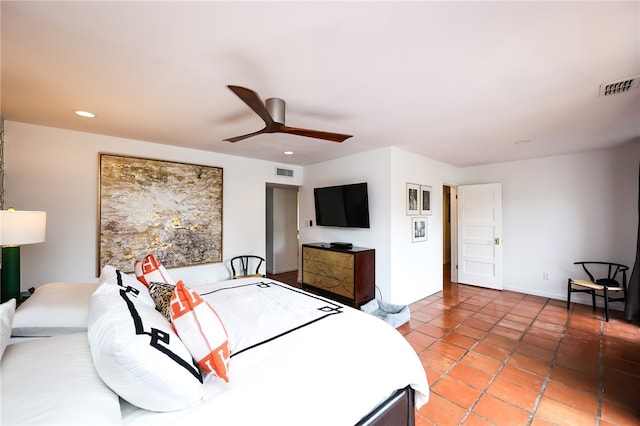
0 210 47 246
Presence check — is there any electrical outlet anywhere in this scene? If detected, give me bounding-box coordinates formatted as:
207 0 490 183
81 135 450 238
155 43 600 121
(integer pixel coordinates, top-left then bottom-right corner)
542 272 549 280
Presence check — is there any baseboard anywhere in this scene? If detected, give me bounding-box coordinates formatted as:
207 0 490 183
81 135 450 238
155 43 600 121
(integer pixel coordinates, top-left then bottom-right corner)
271 267 298 274
504 285 625 312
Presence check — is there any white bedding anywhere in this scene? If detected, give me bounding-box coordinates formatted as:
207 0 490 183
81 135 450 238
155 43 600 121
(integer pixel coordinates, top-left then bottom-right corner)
2 277 428 426
11 282 96 336
1 332 122 425
121 277 429 425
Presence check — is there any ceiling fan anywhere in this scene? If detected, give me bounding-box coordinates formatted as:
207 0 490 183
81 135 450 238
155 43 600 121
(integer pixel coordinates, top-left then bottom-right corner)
223 85 353 143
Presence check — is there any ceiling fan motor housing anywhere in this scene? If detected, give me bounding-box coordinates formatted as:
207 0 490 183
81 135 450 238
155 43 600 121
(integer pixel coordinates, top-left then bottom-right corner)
266 98 286 124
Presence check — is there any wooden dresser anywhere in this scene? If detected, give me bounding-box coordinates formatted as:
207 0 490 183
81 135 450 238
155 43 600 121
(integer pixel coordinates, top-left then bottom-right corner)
301 243 375 308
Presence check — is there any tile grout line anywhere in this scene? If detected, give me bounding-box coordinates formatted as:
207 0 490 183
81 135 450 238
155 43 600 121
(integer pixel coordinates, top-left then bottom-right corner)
412 295 466 424
486 297 553 425
526 299 569 425
426 292 541 425
413 291 500 424
453 296 503 425
461 295 556 425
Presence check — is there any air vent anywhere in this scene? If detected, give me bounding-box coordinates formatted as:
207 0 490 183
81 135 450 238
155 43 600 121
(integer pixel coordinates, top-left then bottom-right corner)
275 167 294 178
599 76 640 97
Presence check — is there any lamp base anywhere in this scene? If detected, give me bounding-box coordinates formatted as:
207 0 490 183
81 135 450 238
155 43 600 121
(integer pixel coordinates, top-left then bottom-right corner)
1 246 21 303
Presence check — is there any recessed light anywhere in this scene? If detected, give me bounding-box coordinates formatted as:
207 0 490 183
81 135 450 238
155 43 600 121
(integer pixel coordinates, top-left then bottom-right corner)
284 151 294 155
74 110 96 118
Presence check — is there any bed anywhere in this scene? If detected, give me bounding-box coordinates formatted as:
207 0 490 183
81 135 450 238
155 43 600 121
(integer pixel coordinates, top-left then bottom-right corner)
1 266 429 425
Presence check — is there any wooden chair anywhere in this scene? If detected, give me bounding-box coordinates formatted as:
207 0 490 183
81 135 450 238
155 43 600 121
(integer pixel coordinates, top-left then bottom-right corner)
567 261 629 321
230 255 265 279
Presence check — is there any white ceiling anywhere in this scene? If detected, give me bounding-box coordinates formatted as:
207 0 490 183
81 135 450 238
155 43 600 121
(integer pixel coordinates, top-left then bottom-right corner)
2 1 639 167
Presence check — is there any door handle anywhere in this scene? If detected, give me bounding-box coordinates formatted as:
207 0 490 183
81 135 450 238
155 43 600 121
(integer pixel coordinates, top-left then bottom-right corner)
494 237 501 245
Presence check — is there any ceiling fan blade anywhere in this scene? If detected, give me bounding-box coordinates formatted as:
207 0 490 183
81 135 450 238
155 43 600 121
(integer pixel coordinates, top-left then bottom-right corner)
224 85 352 143
227 85 274 125
280 125 353 143
223 127 270 143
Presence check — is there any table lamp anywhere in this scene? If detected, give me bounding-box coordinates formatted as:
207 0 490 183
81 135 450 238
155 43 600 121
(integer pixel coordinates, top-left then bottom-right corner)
0 209 47 303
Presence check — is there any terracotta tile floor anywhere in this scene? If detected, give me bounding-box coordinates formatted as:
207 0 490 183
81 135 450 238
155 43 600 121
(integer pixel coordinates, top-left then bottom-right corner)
268 269 640 425
399 280 640 425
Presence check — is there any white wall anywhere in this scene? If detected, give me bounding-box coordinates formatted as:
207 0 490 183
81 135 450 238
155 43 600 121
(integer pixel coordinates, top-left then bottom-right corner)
459 141 639 307
299 147 460 305
4 121 303 289
389 148 461 304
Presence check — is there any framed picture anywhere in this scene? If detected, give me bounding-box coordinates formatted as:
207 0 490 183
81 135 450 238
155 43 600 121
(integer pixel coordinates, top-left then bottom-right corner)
411 216 428 242
406 183 420 215
420 185 432 215
98 153 223 274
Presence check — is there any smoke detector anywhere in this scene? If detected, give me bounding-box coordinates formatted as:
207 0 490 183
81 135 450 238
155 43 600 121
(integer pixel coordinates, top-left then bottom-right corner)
599 75 640 97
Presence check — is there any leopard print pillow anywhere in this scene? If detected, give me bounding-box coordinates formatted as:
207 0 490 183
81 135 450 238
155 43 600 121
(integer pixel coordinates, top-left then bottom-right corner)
149 282 175 321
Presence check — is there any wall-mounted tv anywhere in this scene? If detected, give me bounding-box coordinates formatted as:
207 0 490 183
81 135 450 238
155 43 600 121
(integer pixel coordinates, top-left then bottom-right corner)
314 182 370 228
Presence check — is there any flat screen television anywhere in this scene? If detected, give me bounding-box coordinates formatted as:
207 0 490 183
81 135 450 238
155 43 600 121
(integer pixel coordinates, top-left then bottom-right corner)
314 182 370 228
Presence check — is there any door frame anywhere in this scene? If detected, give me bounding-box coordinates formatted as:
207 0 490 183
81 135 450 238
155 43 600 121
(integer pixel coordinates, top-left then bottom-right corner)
265 183 300 275
443 182 459 283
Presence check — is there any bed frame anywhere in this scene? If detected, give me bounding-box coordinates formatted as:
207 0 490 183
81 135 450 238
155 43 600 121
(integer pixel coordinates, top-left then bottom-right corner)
355 386 415 426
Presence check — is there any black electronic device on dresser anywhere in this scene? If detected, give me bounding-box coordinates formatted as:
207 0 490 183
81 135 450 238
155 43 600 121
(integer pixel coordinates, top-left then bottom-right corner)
330 242 353 249
301 243 375 309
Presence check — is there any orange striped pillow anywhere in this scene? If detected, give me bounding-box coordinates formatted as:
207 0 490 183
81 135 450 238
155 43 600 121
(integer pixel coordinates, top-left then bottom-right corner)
134 254 176 287
170 281 230 382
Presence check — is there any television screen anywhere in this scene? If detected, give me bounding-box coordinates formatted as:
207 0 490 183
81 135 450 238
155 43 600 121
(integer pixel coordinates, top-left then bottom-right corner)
314 182 370 228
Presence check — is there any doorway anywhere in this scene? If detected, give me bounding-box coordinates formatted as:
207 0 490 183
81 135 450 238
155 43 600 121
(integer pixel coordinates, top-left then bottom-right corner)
443 184 458 283
265 184 299 276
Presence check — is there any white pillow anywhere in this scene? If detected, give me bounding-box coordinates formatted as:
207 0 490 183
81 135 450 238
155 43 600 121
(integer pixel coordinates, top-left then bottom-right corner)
98 264 155 307
1 332 122 425
0 298 16 357
11 283 95 337
88 274 204 412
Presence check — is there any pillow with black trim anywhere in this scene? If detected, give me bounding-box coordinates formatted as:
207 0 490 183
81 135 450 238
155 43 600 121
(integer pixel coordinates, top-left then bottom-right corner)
98 265 155 308
88 269 204 412
149 282 175 321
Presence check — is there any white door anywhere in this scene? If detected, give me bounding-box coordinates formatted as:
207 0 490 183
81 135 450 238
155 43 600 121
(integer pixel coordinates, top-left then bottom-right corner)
457 183 503 290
